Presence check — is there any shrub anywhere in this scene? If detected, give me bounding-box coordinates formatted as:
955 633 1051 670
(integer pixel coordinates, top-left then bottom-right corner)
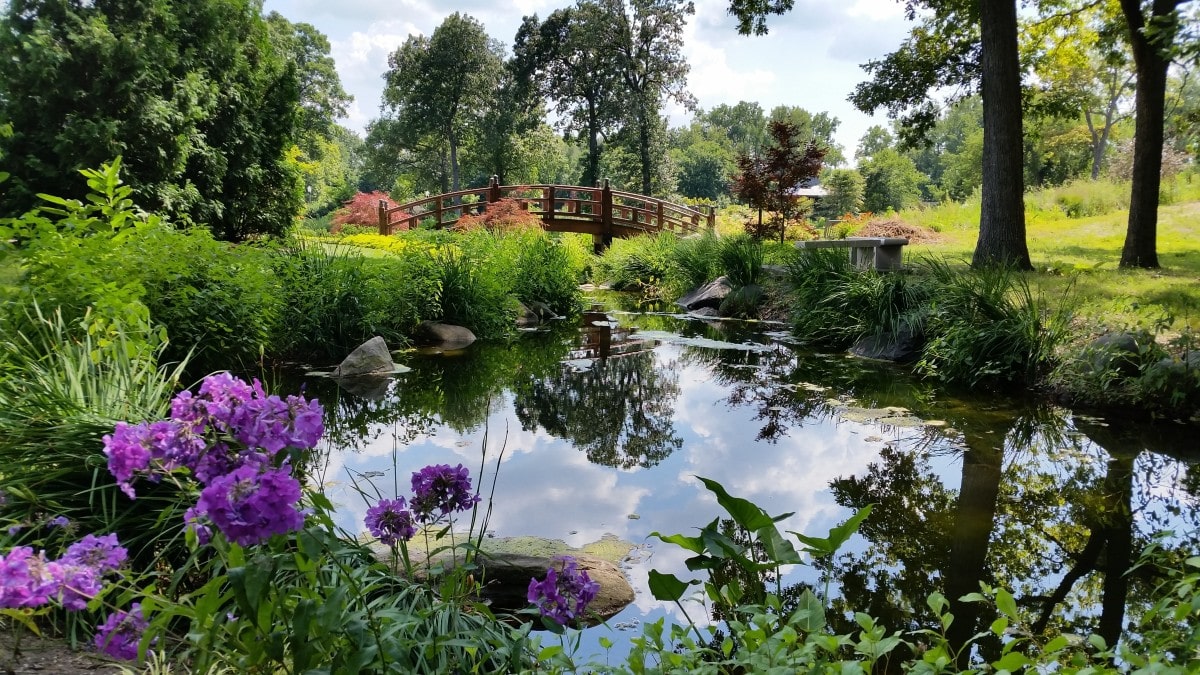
717 234 764 288
430 232 519 338
331 191 399 231
453 198 541 232
510 231 586 316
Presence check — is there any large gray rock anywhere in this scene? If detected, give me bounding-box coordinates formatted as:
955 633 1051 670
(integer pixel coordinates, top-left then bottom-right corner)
676 276 733 311
1088 332 1148 378
517 302 540 328
413 321 477 350
333 336 395 377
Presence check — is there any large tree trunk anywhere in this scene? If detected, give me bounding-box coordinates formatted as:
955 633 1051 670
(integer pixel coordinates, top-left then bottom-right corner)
973 0 1032 269
1098 454 1135 647
1118 0 1181 269
586 100 601 187
638 110 653 196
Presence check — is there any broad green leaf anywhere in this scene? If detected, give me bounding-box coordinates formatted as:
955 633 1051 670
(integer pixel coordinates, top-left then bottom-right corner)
995 588 1018 620
648 569 698 602
696 476 774 530
826 504 873 551
756 523 803 566
991 651 1031 672
790 588 826 633
651 530 707 554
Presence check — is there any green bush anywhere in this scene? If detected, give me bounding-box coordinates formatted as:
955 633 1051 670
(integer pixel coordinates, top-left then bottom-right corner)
511 232 586 317
717 234 764 288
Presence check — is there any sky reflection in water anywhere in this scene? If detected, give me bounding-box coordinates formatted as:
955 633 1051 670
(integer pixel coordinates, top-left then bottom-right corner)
301 302 1200 660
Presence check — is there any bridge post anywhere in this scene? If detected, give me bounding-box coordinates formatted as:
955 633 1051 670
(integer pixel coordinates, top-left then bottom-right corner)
595 179 614 254
487 175 501 204
706 205 716 234
377 199 388 235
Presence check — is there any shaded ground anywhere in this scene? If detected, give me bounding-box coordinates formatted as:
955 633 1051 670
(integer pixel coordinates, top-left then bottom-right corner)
0 632 123 674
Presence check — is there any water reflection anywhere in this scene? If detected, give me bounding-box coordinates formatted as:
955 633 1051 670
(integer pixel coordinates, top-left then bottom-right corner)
297 295 1200 661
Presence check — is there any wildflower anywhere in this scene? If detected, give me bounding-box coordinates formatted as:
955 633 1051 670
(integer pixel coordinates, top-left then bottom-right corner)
183 506 212 546
47 516 70 528
365 497 417 546
194 465 305 546
50 562 102 611
410 464 480 521
527 556 600 625
0 547 58 609
94 603 149 660
61 533 127 575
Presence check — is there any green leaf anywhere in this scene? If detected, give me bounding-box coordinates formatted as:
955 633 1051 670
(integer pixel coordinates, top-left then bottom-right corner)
995 587 1018 620
826 504 873 552
696 476 774 530
756 523 803 566
991 651 1030 672
648 569 698 602
651 530 706 554
790 588 826 633
990 617 1009 636
538 645 563 660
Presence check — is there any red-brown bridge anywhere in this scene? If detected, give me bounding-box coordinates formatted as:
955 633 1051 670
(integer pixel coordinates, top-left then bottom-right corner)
377 177 715 251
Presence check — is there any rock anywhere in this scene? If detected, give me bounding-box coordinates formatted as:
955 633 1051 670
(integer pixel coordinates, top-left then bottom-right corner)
1087 332 1148 378
517 302 540 328
413 321 477 350
526 300 559 320
719 284 764 318
676 276 733 311
468 553 633 627
333 375 394 400
850 325 924 363
333 336 395 377
687 307 722 319
761 264 788 280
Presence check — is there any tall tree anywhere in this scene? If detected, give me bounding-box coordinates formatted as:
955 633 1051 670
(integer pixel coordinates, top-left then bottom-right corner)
1025 3 1134 180
1116 0 1188 268
768 105 845 166
976 0 1031 268
603 0 696 195
514 5 623 187
0 0 302 240
381 13 502 194
699 101 768 156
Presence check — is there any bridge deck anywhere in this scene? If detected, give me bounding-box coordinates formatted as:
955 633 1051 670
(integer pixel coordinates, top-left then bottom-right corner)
377 178 714 251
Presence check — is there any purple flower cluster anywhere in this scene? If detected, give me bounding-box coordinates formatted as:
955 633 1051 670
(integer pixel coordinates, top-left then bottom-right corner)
365 497 417 546
103 373 323 547
94 602 149 660
527 556 600 625
0 534 127 613
410 464 480 522
363 464 480 547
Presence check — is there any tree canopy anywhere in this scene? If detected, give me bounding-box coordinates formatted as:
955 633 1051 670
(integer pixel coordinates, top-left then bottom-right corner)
0 0 303 241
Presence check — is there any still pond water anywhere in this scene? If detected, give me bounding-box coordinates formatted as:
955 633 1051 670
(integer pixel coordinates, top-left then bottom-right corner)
294 292 1200 657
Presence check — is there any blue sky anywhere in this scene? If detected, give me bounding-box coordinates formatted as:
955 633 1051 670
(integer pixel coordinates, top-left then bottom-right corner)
261 0 915 161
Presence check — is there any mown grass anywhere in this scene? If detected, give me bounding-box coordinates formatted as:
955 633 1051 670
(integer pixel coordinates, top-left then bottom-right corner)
903 193 1200 332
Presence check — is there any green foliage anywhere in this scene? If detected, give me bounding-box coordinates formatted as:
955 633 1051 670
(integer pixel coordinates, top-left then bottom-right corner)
1026 178 1131 219
271 241 428 360
0 0 302 240
816 168 865 219
859 148 925 213
510 232 586 316
915 259 1073 388
432 232 519 339
0 307 193 572
717 234 764 288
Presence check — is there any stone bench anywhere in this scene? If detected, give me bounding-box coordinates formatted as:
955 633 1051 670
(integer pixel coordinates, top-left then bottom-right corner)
794 236 909 271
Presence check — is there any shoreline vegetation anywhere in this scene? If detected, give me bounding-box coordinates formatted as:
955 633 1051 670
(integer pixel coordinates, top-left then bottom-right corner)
1 165 1199 671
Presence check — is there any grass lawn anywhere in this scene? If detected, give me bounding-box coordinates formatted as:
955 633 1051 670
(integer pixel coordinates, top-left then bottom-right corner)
907 199 1200 332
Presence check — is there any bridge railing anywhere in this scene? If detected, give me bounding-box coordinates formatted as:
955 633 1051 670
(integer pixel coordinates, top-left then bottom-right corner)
378 178 716 247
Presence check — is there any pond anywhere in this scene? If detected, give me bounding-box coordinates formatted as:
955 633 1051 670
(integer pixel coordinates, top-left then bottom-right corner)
292 292 1200 660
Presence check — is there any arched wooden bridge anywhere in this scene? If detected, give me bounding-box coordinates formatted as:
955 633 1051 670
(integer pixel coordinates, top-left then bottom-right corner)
377 177 715 251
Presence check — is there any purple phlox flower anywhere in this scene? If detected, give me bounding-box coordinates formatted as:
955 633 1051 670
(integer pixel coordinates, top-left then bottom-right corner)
194 464 305 547
527 556 599 625
103 419 199 497
94 603 150 661
7 525 23 536
0 546 59 609
410 464 481 521
47 516 70 528
102 422 154 498
365 497 417 546
49 561 102 611
183 506 212 546
285 394 324 449
61 533 127 575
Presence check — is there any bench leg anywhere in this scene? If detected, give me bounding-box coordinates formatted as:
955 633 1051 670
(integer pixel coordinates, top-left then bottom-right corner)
874 245 904 272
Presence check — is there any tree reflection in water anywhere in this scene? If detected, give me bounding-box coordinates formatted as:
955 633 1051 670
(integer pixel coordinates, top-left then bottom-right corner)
513 314 683 469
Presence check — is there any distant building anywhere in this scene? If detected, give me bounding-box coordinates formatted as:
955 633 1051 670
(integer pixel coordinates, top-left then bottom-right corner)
786 177 828 200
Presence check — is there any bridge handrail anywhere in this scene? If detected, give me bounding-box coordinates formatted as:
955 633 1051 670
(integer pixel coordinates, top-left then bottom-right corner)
377 178 716 245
